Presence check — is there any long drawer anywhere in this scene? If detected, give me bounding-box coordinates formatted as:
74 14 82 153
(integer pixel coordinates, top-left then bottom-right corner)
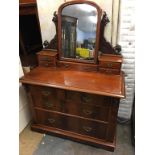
35 109 108 140
29 86 110 122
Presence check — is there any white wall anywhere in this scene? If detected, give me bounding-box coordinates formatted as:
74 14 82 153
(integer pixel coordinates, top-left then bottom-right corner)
19 60 31 133
36 0 64 43
118 0 135 119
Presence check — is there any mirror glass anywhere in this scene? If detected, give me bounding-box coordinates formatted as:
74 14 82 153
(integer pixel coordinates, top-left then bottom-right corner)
61 4 97 61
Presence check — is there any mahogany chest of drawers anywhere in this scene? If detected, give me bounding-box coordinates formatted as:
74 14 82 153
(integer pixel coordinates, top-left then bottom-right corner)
27 85 119 151
20 66 125 151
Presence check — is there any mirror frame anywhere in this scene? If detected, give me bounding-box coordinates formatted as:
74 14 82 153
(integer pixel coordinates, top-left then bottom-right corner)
58 0 102 64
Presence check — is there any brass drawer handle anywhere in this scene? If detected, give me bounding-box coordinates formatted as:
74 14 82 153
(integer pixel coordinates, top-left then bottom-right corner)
42 90 51 96
82 95 91 103
45 63 49 67
107 63 113 67
48 118 55 124
64 64 69 68
45 101 53 108
83 109 93 115
83 126 92 132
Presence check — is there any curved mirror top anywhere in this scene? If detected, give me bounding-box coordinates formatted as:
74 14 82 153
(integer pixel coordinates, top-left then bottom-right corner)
61 4 97 62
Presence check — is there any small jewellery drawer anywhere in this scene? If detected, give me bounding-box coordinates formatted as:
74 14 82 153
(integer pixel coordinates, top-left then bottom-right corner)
99 61 121 69
29 85 65 111
35 109 107 140
38 53 57 67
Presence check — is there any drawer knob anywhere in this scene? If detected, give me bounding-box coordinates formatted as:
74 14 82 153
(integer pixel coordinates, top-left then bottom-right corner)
48 118 55 124
83 109 93 115
83 126 92 132
42 90 51 96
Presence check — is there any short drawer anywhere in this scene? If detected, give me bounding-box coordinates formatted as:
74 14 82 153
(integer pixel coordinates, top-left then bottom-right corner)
80 93 112 107
35 109 107 140
35 109 68 130
79 119 107 139
99 68 120 75
63 101 109 122
38 55 56 67
99 61 121 69
29 85 65 111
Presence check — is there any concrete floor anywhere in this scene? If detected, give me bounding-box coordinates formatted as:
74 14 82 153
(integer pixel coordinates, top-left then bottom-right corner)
19 123 134 155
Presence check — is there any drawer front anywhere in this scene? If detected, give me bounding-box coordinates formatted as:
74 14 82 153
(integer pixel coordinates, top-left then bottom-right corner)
99 61 121 69
38 55 56 67
65 90 81 102
35 109 68 130
35 109 107 140
99 68 120 75
57 62 97 72
81 93 112 107
79 119 107 139
29 85 65 111
63 101 109 122
39 61 54 67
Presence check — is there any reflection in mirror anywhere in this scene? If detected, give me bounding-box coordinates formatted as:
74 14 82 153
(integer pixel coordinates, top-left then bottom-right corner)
61 4 97 61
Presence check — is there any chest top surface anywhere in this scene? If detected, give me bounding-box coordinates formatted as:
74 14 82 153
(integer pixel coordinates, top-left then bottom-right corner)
20 67 125 98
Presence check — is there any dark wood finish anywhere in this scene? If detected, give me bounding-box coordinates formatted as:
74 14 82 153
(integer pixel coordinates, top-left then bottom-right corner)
19 0 36 4
37 50 57 67
44 12 58 50
19 1 125 151
29 85 111 122
99 11 116 54
57 0 102 64
20 67 125 98
20 61 125 151
20 67 124 151
23 82 121 151
98 54 123 75
57 61 98 72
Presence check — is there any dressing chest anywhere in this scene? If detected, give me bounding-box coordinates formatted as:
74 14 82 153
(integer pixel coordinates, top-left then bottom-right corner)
20 0 125 151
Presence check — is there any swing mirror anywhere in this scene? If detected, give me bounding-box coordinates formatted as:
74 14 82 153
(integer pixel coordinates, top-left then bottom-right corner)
58 1 101 63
